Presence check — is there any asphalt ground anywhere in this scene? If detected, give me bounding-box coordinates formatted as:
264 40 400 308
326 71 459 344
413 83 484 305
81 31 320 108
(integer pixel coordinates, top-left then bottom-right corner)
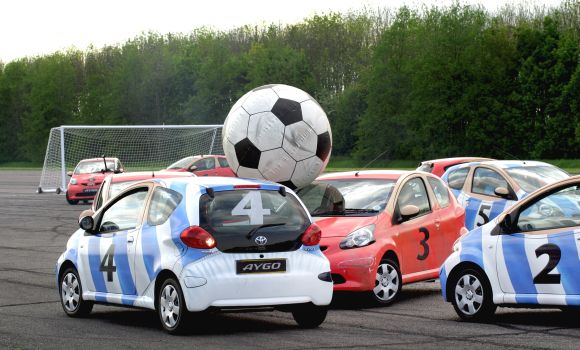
0 170 579 349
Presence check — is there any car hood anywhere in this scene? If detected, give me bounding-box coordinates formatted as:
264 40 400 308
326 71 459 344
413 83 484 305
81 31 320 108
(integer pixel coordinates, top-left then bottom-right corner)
313 216 378 238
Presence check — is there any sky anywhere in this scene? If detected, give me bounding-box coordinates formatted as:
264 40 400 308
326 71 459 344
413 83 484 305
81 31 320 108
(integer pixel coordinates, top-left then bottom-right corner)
0 0 565 63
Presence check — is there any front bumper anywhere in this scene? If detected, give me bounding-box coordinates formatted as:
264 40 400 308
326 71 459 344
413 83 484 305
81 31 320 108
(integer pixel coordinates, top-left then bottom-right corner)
67 184 99 200
179 250 333 312
321 236 379 292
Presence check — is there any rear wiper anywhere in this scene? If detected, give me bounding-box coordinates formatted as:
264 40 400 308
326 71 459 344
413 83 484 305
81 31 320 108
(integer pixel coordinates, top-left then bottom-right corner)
246 223 285 239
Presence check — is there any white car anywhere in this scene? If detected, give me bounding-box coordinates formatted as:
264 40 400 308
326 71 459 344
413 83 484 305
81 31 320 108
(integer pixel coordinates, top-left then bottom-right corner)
440 175 580 320
57 177 333 333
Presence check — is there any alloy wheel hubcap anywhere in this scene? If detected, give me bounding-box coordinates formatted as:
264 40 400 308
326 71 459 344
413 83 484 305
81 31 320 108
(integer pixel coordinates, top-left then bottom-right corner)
455 274 484 315
374 263 399 301
160 284 180 328
61 272 80 312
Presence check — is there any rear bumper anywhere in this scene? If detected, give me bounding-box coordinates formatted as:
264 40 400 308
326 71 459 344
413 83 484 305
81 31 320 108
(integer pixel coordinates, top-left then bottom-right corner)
179 250 333 312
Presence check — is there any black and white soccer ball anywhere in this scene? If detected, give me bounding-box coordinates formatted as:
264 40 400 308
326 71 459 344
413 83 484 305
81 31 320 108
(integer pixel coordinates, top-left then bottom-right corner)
222 84 332 190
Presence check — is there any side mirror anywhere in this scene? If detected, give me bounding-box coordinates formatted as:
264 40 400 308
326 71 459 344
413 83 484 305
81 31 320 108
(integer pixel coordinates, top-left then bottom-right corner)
189 165 198 172
79 215 95 232
400 205 420 221
67 171 73 177
494 186 510 198
499 213 514 233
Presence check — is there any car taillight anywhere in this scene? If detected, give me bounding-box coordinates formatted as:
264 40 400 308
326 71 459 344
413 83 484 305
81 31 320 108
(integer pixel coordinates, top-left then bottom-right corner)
180 226 216 249
302 223 322 246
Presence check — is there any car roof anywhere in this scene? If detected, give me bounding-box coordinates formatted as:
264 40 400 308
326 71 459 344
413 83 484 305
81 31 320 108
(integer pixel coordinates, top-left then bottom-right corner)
79 157 119 163
470 160 554 169
421 157 492 165
108 171 194 183
157 176 283 190
317 170 410 181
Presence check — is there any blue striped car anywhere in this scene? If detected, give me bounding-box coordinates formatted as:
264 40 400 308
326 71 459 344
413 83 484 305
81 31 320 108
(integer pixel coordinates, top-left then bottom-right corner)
441 160 568 231
57 177 333 333
440 175 580 320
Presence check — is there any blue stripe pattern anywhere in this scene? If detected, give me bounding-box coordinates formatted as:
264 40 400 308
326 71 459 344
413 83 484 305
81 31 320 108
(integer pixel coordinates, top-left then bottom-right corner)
501 234 537 303
547 231 580 302
113 234 136 303
140 225 162 281
88 237 108 302
464 197 481 230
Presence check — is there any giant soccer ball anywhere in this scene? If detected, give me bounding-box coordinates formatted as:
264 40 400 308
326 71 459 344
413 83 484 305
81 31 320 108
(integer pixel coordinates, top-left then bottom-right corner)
222 84 332 189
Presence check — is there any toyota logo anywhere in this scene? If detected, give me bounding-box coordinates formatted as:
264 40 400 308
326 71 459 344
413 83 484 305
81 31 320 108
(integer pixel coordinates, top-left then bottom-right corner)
255 236 267 246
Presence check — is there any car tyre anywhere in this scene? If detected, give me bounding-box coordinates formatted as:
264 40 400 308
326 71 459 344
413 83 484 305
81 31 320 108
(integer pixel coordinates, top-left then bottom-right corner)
370 258 402 305
59 267 93 317
291 304 327 328
158 277 189 334
66 192 79 205
451 267 496 321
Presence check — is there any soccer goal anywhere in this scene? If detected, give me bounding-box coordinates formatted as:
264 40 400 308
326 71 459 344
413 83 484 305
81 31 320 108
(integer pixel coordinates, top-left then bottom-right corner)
38 125 223 194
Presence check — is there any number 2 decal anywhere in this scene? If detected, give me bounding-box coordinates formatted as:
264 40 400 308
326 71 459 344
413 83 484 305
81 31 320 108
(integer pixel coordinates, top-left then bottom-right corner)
533 243 561 284
476 204 491 227
100 244 116 282
417 227 429 260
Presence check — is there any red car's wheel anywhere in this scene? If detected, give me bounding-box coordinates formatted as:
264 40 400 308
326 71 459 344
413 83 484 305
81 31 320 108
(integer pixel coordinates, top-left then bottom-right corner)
371 258 402 305
66 191 79 205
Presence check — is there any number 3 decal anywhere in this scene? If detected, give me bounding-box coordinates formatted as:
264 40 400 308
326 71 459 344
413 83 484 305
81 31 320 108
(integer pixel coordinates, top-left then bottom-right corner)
533 243 561 284
417 227 429 260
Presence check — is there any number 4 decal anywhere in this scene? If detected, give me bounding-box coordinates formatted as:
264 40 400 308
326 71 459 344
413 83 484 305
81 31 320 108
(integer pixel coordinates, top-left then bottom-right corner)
100 244 116 282
533 243 561 284
231 191 271 225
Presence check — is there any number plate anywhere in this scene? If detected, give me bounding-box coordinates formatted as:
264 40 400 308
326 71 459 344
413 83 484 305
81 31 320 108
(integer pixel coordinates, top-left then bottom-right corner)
236 259 286 274
83 188 97 193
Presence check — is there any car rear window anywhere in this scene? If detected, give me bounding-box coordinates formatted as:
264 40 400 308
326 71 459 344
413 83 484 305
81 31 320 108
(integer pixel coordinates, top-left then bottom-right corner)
218 157 229 168
199 189 309 237
417 163 433 173
447 168 469 190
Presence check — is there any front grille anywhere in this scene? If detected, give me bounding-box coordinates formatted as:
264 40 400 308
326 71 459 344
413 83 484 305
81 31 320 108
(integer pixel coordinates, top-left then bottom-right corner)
76 192 96 197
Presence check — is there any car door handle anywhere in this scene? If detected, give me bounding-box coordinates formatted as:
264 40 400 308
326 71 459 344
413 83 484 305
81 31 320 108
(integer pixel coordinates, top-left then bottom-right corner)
127 235 134 243
434 219 441 229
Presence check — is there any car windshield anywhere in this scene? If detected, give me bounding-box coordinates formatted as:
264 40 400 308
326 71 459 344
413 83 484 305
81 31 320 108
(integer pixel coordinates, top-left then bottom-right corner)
297 179 396 216
167 156 196 169
75 160 116 174
505 166 569 193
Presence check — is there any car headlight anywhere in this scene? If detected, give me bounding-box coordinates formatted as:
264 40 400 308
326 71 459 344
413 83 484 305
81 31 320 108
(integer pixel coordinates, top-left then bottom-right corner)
340 225 375 249
70 178 77 185
452 238 462 252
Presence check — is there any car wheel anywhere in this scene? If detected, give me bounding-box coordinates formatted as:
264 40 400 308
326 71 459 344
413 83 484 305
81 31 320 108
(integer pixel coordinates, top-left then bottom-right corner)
158 277 188 334
451 268 496 321
66 192 79 205
59 267 93 317
371 258 402 305
291 304 327 328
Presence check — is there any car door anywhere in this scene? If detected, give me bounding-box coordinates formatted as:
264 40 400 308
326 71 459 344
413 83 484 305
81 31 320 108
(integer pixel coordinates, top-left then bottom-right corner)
426 176 462 266
393 177 440 279
190 157 216 176
77 186 150 298
463 166 516 231
497 182 580 300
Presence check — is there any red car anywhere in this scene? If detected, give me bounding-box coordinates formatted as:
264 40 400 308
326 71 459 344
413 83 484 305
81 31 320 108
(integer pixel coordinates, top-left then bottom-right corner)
66 158 125 205
297 170 466 305
165 155 235 177
417 157 492 177
90 171 195 212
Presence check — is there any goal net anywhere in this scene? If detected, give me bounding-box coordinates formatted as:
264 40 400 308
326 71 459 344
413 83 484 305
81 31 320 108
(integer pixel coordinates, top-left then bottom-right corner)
38 125 223 193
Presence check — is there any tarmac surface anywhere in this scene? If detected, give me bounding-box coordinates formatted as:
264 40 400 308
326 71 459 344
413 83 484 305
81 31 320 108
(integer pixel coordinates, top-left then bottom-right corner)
0 170 579 349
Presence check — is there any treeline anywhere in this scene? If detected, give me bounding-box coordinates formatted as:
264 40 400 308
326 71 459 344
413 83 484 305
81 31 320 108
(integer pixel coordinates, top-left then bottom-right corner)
0 1 578 163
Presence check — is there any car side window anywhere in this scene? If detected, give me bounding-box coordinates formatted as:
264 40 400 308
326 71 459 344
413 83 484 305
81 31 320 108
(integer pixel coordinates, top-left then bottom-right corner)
99 188 148 233
516 184 580 233
472 167 509 197
397 178 431 216
218 157 229 168
447 168 469 190
427 177 450 208
193 158 215 171
148 187 183 226
95 184 105 210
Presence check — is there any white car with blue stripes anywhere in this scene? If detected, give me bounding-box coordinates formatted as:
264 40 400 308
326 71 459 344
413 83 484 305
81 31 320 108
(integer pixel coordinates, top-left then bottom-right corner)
57 177 333 333
441 160 569 231
440 175 580 320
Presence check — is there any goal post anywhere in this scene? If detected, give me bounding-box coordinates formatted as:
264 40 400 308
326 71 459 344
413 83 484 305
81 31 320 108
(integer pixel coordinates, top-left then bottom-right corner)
38 125 223 194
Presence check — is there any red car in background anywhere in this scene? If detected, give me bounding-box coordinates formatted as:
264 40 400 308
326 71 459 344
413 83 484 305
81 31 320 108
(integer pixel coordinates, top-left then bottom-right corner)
66 157 125 205
165 155 236 177
297 170 466 305
84 171 195 215
417 157 492 177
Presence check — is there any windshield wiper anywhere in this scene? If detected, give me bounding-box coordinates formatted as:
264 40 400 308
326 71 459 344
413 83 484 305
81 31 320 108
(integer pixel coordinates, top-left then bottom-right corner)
246 223 285 239
344 208 379 213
